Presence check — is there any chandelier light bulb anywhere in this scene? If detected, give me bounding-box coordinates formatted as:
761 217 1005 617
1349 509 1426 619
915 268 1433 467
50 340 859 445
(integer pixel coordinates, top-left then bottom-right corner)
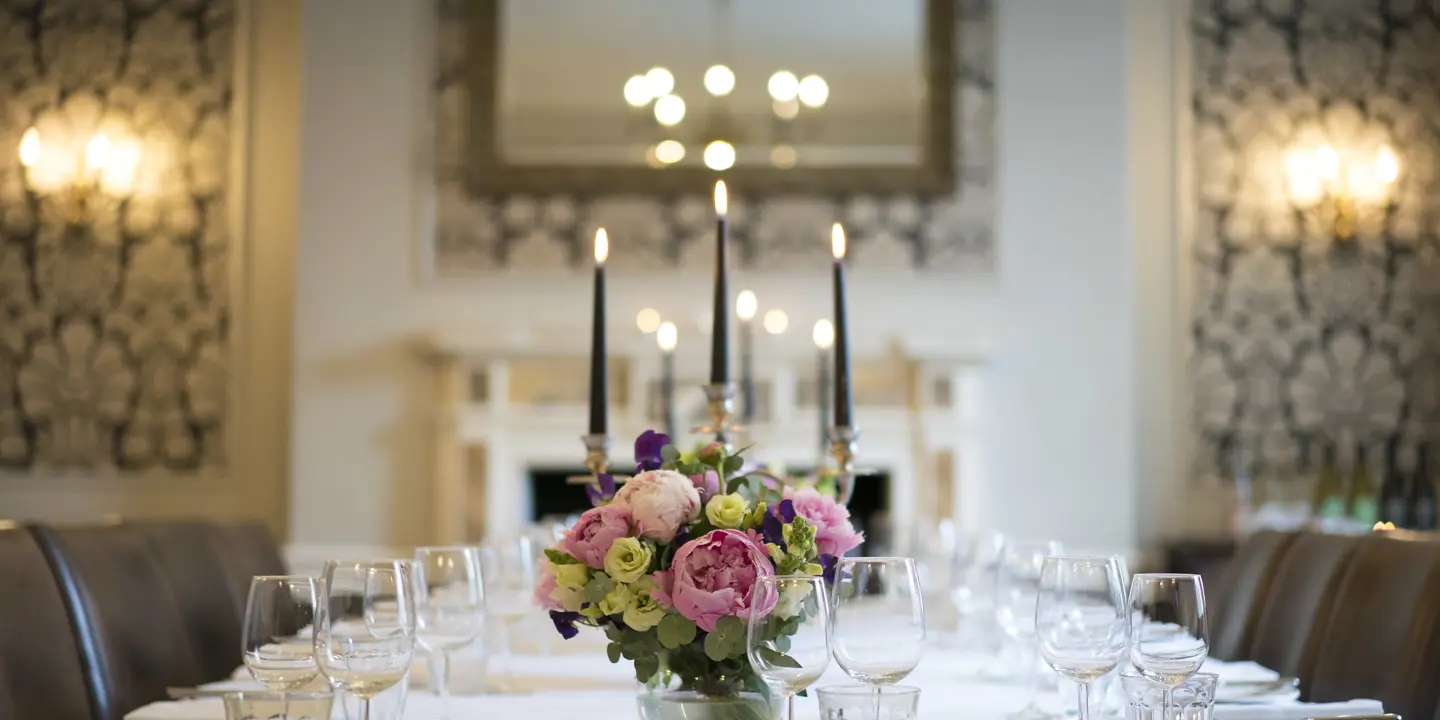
704 64 736 96
624 75 653 107
655 140 685 165
813 319 835 349
18 127 40 168
646 67 675 97
763 309 789 335
736 289 757 321
767 70 799 102
657 321 678 352
654 94 686 127
798 75 829 108
1314 145 1340 183
772 98 800 121
85 134 111 172
1375 145 1400 185
637 308 662 334
704 140 735 171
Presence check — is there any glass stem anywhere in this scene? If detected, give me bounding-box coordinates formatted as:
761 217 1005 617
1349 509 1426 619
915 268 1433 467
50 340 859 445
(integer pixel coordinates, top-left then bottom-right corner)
1077 682 1090 720
789 692 796 720
1161 687 1173 720
433 648 451 713
1024 643 1040 710
873 685 882 720
497 621 512 691
360 698 370 720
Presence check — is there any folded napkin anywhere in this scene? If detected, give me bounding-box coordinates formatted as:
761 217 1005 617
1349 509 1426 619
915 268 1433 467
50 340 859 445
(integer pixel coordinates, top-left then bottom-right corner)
1203 659 1282 684
1214 699 1384 720
124 699 223 720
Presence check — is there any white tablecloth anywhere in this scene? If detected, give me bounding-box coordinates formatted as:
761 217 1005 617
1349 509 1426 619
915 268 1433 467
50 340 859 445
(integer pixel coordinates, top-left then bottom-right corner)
126 645 1383 720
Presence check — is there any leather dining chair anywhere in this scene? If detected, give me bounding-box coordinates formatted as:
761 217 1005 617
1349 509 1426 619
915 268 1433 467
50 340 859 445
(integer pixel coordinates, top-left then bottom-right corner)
1243 531 1360 681
0 528 94 720
211 522 288 613
1206 530 1297 661
30 524 205 720
1304 533 1440 720
130 522 246 683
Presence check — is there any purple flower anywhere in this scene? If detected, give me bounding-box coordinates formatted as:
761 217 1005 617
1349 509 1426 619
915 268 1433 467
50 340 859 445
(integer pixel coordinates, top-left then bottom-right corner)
777 499 796 523
690 470 721 504
635 430 671 472
585 473 618 507
762 512 786 549
820 554 840 585
549 610 583 639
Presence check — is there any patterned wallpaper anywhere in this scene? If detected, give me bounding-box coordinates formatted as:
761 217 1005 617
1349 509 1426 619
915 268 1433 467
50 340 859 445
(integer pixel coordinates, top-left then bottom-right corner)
1190 0 1440 475
431 0 995 274
0 0 232 473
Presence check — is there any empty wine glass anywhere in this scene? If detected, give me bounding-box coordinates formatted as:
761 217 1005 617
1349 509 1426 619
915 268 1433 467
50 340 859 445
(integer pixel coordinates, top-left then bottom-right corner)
243 575 319 691
480 536 536 691
831 557 925 719
950 532 1006 653
994 541 1061 719
747 575 831 720
1035 557 1129 720
1129 574 1208 719
315 560 416 720
413 547 485 716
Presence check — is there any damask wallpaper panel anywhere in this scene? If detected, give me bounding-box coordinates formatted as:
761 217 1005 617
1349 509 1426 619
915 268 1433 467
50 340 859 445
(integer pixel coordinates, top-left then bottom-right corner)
1190 0 1440 477
0 0 232 474
432 0 995 274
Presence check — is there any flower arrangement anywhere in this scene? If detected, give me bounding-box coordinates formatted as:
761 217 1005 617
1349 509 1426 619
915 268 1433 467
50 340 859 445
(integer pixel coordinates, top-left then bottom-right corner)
535 430 864 698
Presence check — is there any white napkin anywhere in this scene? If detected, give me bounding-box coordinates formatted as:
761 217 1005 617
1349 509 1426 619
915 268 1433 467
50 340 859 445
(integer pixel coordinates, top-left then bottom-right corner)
1203 659 1282 684
124 699 223 720
1214 699 1384 720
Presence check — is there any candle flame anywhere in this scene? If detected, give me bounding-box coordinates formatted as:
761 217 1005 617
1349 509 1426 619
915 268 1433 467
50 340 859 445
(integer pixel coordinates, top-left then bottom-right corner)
657 321 678 352
813 319 835 349
594 228 609 264
736 289 757 321
831 223 846 259
18 127 41 168
715 180 727 217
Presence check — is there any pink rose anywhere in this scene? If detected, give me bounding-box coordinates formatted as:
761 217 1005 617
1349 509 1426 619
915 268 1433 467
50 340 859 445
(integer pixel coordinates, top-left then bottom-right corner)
613 470 701 543
560 504 632 569
784 486 864 557
651 529 776 632
534 565 563 611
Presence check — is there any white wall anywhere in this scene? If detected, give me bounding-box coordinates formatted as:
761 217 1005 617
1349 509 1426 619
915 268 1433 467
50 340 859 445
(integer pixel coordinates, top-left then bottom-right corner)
288 0 1186 557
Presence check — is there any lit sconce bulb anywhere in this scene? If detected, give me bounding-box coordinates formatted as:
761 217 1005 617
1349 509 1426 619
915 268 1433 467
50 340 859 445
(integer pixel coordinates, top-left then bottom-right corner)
798 75 829 108
624 75 653 107
655 140 685 165
18 127 41 168
770 144 797 169
646 67 675 97
736 289 757 321
1314 145 1340 183
1375 145 1400 185
813 319 835 350
85 134 111 172
704 140 735 171
637 308 662 334
704 64 735 97
657 321 678 352
772 98 800 121
767 70 799 102
714 180 728 216
653 94 686 127
594 228 609 264
763 309 789 335
831 223 846 260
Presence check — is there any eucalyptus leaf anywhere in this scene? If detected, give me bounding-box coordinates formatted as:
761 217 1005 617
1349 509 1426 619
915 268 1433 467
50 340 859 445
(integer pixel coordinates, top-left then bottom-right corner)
726 476 747 495
658 613 698 649
544 548 581 565
773 634 790 652
714 615 745 641
661 445 681 462
758 646 803 669
582 575 615 604
704 631 729 662
723 455 745 475
606 642 622 664
635 655 660 684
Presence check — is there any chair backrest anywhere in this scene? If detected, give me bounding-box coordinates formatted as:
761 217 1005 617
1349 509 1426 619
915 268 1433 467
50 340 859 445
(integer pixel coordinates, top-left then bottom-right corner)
0 528 94 720
30 524 204 720
211 522 287 611
1244 532 1359 680
1305 534 1440 720
131 522 245 683
1206 530 1297 661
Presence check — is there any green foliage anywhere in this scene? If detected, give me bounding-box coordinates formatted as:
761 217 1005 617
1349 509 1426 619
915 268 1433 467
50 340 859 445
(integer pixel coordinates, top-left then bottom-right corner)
661 444 681 462
582 574 615 605
757 646 802 669
606 642 622 664
726 475 747 496
634 654 661 684
657 613 698 649
723 455 745 475
544 548 582 565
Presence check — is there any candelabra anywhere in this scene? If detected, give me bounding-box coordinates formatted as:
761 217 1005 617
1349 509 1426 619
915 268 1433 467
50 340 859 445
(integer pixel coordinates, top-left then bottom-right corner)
827 425 858 506
697 382 740 449
567 433 613 491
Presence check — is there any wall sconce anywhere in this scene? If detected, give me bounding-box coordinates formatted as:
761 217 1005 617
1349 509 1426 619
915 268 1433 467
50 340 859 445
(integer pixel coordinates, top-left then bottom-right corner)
17 126 140 224
1284 143 1400 240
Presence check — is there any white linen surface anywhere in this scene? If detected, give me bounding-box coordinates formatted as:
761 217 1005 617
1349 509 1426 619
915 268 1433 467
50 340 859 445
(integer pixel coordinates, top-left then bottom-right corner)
129 649 1382 720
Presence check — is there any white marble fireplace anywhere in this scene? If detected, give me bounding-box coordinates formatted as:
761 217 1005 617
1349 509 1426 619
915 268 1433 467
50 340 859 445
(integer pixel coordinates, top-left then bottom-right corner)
423 332 985 545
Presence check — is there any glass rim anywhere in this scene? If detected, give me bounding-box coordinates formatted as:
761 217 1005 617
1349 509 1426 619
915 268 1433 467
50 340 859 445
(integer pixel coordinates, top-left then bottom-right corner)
1042 554 1120 563
835 556 918 563
413 545 480 553
223 690 333 700
1130 572 1203 580
321 558 411 570
1118 671 1219 681
766 573 829 581
816 683 921 697
251 574 315 583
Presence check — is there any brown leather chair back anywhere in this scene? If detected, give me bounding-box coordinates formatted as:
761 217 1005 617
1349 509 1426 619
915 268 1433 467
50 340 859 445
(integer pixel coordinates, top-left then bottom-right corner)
0 528 94 720
1244 532 1359 679
132 523 245 683
1207 530 1296 661
211 522 287 611
1305 534 1440 720
30 524 203 720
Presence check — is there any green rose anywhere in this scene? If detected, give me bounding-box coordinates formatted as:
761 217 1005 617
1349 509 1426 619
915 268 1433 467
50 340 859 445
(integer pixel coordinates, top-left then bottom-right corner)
623 578 666 631
554 562 591 590
604 538 654 583
705 492 748 529
598 582 634 616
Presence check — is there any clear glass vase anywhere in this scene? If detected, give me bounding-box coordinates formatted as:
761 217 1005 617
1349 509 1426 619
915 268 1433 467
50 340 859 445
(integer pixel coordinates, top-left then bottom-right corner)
635 652 777 720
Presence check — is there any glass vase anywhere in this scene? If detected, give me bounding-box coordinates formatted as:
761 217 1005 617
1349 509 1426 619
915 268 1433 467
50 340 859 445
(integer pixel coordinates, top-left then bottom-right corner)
635 652 777 720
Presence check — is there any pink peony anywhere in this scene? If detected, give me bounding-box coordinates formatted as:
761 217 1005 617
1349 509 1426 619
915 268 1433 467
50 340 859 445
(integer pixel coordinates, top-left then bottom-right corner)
784 486 864 557
689 470 721 504
613 470 701 543
651 529 776 632
534 565 563 611
560 504 632 569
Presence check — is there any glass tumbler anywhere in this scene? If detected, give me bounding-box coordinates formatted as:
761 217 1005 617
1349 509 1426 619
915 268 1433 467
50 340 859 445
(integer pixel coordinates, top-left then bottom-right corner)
223 691 333 720
816 685 921 720
1120 672 1218 720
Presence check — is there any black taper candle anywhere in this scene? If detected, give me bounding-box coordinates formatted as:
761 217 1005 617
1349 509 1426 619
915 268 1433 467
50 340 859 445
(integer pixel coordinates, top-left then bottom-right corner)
739 317 755 422
710 181 730 385
831 223 853 427
661 349 676 439
818 346 831 456
588 229 608 435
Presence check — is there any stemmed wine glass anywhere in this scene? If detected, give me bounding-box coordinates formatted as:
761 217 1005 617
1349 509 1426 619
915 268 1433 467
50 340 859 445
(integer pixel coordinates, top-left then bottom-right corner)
831 558 925 718
413 547 485 717
994 541 1061 719
243 575 320 690
480 536 537 691
315 560 417 720
1035 557 1129 720
950 532 1006 654
1129 574 1208 720
748 575 831 720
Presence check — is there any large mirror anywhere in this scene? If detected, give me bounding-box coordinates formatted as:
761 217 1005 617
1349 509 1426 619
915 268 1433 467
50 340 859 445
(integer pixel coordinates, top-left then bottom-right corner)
467 0 955 195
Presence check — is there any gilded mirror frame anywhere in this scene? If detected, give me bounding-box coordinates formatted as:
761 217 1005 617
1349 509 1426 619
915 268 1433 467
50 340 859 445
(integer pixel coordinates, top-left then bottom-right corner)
466 0 957 196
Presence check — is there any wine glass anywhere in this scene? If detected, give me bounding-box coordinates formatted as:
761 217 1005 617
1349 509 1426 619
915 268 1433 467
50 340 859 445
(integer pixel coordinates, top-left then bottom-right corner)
480 535 537 691
748 575 831 720
950 532 1006 653
242 575 319 699
315 560 416 720
1129 574 1208 719
831 557 925 718
994 541 1061 719
413 547 485 716
1035 557 1129 720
